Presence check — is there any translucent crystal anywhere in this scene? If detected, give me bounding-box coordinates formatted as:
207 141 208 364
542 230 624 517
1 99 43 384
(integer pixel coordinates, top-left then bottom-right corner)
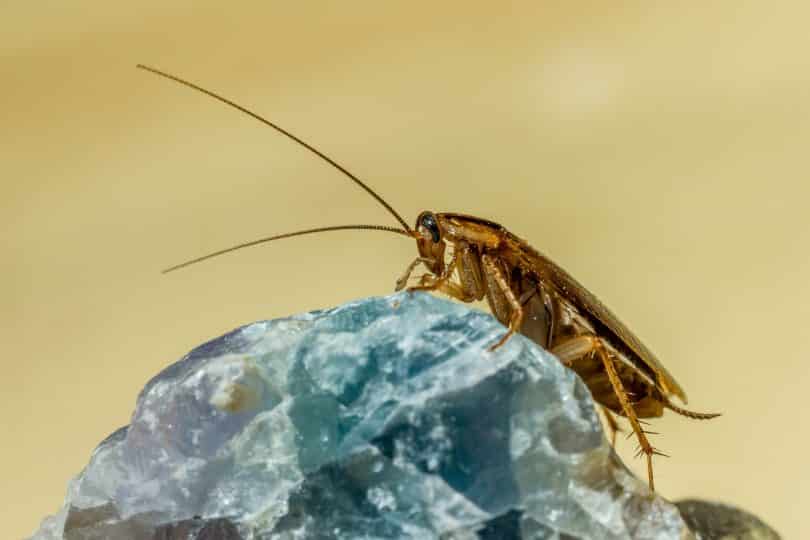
29 293 773 539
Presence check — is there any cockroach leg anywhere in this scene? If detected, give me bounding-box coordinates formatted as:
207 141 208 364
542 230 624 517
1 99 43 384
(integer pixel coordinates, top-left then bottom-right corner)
551 335 660 492
602 406 622 448
405 252 458 292
457 243 486 298
483 266 511 323
549 334 598 368
596 344 658 492
418 276 477 302
482 255 524 351
395 257 436 291
407 256 482 304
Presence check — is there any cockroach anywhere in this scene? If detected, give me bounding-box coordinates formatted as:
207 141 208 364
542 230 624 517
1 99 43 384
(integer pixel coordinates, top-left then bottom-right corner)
138 64 720 492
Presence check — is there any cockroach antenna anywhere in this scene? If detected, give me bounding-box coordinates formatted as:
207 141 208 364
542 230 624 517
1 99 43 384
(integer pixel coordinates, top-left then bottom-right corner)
136 64 414 273
161 224 410 274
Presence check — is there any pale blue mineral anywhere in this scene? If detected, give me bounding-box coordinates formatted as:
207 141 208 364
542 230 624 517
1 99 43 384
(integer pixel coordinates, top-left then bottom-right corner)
29 293 775 539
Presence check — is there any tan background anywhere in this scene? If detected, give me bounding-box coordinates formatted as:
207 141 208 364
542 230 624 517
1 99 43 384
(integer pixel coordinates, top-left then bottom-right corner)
3 2 808 538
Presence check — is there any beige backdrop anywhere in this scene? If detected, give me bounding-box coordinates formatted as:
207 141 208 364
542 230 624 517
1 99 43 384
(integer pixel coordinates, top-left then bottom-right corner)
3 2 808 538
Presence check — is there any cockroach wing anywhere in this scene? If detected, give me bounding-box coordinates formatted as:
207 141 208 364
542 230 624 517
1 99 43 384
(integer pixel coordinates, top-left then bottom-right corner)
511 233 688 404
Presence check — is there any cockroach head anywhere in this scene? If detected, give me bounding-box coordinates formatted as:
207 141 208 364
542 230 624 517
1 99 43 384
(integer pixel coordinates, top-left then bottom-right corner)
414 211 446 275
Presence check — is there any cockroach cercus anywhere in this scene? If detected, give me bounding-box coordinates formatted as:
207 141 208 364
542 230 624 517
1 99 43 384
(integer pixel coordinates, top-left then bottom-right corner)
138 64 720 492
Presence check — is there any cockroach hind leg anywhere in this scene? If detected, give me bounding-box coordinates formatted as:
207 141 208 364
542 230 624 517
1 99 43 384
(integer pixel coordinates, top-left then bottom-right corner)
596 344 658 492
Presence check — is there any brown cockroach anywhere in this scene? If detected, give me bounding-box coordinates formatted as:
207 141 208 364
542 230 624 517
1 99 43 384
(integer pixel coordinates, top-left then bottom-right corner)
139 64 720 492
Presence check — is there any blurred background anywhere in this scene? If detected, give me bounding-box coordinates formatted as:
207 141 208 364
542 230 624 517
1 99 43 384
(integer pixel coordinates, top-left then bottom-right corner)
3 2 808 538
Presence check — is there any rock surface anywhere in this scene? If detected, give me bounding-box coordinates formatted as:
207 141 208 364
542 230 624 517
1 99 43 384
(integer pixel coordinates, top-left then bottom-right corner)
674 500 780 540
30 293 777 539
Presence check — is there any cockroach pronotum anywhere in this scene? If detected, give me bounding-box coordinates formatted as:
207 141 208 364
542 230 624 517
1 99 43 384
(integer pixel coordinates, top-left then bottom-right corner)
138 64 720 492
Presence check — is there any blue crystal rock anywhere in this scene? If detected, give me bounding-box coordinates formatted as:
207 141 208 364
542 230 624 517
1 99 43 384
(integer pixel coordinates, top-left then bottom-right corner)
30 293 715 539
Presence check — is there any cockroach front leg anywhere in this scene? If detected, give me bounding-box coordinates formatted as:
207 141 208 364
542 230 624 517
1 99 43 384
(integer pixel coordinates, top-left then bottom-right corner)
407 256 485 302
405 244 487 303
415 276 479 302
551 334 660 492
481 254 524 351
395 257 437 291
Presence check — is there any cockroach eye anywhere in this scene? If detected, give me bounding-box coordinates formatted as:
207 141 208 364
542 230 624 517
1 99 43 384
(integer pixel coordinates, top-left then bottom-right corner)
419 213 441 243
